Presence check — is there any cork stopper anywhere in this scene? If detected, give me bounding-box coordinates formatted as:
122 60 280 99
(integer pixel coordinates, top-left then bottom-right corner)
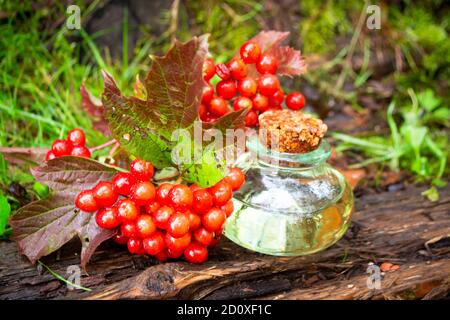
258 109 327 153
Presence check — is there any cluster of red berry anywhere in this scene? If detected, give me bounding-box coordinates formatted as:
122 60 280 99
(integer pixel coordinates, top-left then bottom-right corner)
46 128 91 160
74 159 245 264
200 41 306 127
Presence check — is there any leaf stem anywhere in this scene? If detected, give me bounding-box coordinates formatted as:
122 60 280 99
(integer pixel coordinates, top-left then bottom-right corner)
89 139 118 153
38 260 92 292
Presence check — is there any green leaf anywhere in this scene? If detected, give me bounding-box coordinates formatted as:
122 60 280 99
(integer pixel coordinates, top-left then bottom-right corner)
0 193 11 236
421 186 439 202
417 89 441 112
32 182 49 199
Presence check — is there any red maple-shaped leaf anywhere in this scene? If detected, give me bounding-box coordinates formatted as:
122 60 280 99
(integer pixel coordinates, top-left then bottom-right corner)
80 83 111 136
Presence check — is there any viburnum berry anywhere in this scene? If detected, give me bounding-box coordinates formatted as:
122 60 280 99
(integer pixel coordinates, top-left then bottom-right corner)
67 128 86 147
51 139 73 157
224 168 246 191
240 41 261 64
96 207 120 229
245 110 258 127
193 227 213 246
165 232 191 252
202 207 226 232
233 96 252 111
192 189 213 215
136 214 156 238
209 228 224 247
127 237 143 254
167 211 190 238
198 103 208 121
201 83 214 104
71 146 91 158
269 89 285 106
75 190 98 212
167 247 184 259
252 94 269 112
130 181 156 206
227 58 247 80
121 221 138 238
215 63 230 80
258 74 280 96
93 181 118 207
256 53 279 74
209 180 232 206
203 58 215 81
188 211 201 231
286 91 305 110
143 230 166 256
130 159 154 181
237 77 257 97
113 232 128 245
112 172 136 195
184 242 208 264
116 198 139 223
155 250 168 262
216 79 237 100
220 200 234 217
189 184 202 192
156 183 173 205
209 96 229 117
45 151 56 161
153 205 174 230
169 184 193 211
145 201 161 215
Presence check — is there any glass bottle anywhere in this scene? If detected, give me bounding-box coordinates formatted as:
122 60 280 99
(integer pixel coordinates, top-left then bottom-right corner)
224 135 354 256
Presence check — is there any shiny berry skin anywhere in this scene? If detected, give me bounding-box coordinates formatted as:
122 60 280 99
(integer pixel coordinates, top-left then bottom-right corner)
252 94 269 112
210 180 232 206
135 214 156 238
51 139 73 156
198 103 208 121
145 201 161 215
127 237 143 254
184 243 208 264
240 41 261 64
188 211 201 231
227 58 247 80
143 231 166 256
165 232 191 252
169 184 193 210
245 109 258 127
256 53 278 74
167 211 190 238
96 207 120 229
189 184 202 192
167 248 184 259
215 63 230 80
93 181 118 207
112 172 136 195
121 221 138 238
130 181 156 206
130 159 154 181
269 89 284 106
233 96 252 111
209 228 224 247
113 232 128 245
216 80 237 100
258 74 280 96
116 198 139 223
209 96 229 117
45 151 56 161
153 205 174 229
71 146 91 158
202 207 226 232
203 58 215 81
286 92 305 110
156 183 173 205
192 189 213 214
201 83 214 104
224 168 246 191
67 128 86 147
220 200 234 217
193 227 213 246
75 190 98 212
237 77 257 97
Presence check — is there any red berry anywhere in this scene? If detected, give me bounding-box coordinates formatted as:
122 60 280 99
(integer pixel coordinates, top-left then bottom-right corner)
51 139 73 156
215 63 230 80
71 146 91 158
269 89 284 106
156 183 173 205
216 79 237 100
286 91 305 110
45 151 56 161
169 184 193 211
252 94 269 112
112 172 136 195
130 159 154 181
75 190 98 212
188 211 201 231
189 184 202 192
130 181 156 206
210 228 224 247
192 189 213 214
233 96 252 111
210 180 232 206
93 181 118 207
256 53 278 74
198 103 208 121
121 221 138 238
136 214 156 238
167 248 184 259
203 58 215 81
153 205 174 230
116 198 139 223
155 250 168 262
237 77 257 97
165 232 191 252
127 237 142 254
220 200 234 217
143 231 166 256
224 168 246 191
201 83 214 104
209 96 229 117
240 41 261 64
67 128 86 147
113 232 128 245
202 207 226 232
193 227 213 246
184 242 208 264
245 109 258 127
227 58 247 80
258 74 280 96
96 207 120 229
167 211 190 238
144 201 161 215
